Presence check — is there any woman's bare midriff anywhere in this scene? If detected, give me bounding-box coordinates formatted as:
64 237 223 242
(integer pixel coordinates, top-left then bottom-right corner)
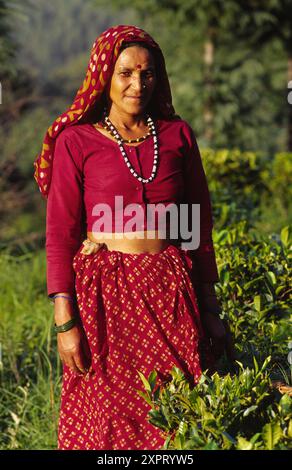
87 230 179 254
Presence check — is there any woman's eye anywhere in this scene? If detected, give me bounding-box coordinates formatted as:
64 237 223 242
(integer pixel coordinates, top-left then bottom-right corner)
144 71 155 80
120 71 154 78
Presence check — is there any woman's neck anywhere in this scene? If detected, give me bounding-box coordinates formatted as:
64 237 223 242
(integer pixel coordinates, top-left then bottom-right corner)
107 108 147 131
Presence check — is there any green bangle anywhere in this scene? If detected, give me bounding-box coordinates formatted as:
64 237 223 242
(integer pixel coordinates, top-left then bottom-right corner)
54 318 77 333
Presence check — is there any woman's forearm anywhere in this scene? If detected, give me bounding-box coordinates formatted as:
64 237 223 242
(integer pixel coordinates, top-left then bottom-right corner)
53 292 75 324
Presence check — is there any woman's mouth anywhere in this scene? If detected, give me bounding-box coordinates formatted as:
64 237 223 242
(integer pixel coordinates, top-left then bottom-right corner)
126 96 143 101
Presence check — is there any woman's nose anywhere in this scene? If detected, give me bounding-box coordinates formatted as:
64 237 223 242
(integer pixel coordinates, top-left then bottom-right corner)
130 75 143 91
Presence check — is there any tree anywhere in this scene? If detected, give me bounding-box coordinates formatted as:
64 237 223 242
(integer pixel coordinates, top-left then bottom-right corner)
93 0 288 153
0 0 16 79
235 0 292 150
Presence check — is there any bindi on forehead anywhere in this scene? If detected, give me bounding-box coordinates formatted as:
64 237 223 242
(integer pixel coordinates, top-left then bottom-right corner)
117 55 154 71
117 64 155 72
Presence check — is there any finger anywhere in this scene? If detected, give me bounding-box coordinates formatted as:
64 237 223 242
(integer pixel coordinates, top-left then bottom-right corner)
73 352 88 375
63 354 83 375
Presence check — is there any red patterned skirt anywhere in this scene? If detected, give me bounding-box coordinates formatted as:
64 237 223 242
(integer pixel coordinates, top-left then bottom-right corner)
58 242 212 450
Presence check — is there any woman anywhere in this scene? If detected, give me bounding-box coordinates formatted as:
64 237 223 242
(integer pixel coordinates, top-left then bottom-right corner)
34 25 228 450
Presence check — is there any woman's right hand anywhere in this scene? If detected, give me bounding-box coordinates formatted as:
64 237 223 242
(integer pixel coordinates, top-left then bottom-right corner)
57 325 91 375
54 293 91 375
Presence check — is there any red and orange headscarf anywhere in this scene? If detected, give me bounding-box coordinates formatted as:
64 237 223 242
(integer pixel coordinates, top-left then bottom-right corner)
33 24 176 198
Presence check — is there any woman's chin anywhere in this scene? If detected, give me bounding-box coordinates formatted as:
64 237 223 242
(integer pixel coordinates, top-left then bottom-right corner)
123 101 148 115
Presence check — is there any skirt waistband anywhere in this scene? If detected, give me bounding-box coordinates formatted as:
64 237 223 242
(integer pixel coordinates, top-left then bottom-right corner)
75 238 194 282
81 236 177 256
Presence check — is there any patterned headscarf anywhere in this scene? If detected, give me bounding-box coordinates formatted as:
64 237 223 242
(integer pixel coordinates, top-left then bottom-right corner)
33 24 176 198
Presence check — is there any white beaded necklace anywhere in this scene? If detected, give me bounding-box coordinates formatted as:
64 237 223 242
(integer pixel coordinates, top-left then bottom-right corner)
104 114 158 184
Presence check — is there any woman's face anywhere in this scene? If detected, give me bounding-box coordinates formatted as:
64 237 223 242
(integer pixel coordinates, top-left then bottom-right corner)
107 45 156 117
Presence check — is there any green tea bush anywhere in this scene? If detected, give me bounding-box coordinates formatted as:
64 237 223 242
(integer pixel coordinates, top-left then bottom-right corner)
203 148 268 228
214 222 291 366
202 149 292 233
138 361 292 450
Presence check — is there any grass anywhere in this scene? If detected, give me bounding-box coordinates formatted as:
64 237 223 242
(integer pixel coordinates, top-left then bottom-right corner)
0 250 61 449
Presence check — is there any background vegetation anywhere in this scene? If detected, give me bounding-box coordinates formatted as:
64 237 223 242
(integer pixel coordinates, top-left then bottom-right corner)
0 0 291 449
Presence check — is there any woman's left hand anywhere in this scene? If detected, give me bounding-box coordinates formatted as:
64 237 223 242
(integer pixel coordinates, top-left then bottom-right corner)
199 294 236 362
200 311 227 360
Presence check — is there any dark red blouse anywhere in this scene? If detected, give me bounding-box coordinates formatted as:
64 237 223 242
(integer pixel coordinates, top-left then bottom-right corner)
45 118 219 297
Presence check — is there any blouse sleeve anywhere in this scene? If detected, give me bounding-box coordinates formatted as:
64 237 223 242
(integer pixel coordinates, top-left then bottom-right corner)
181 122 219 284
45 132 84 298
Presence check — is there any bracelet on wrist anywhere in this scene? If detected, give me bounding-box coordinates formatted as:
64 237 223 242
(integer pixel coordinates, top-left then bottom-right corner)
53 294 74 302
54 317 77 333
50 294 74 306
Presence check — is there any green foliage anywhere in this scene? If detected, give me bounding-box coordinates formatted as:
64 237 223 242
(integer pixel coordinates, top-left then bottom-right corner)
1 107 64 177
0 365 60 449
0 250 61 449
202 148 292 234
11 0 114 83
202 148 268 228
260 152 292 219
213 221 291 365
0 0 17 78
138 360 292 450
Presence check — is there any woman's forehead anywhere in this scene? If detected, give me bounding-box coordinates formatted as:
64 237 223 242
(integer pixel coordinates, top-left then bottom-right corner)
115 46 155 68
